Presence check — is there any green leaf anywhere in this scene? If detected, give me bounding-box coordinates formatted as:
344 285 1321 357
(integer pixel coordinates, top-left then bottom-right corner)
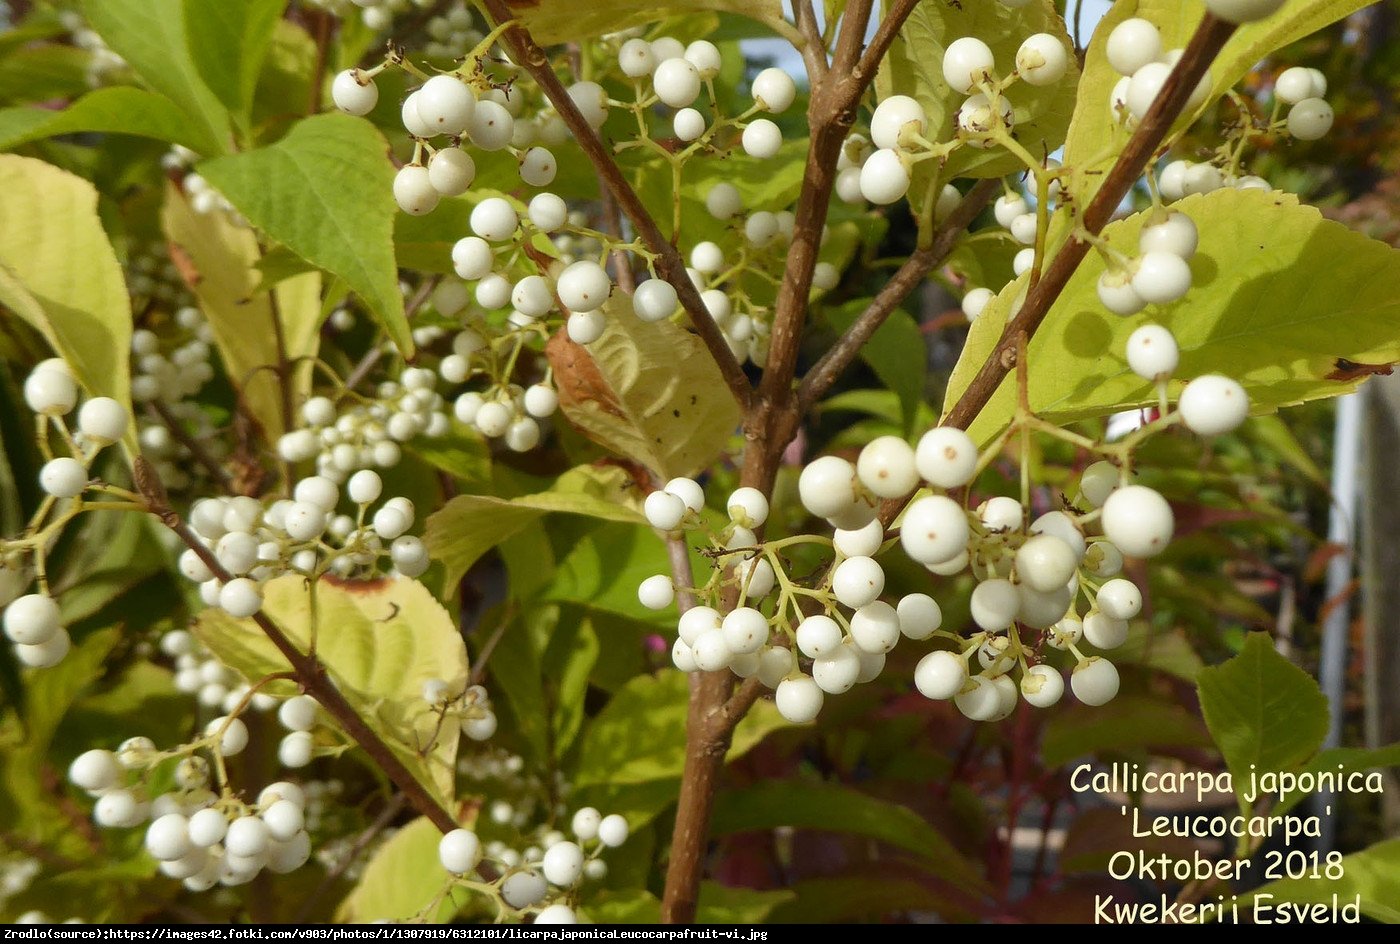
1272 743 1400 819
0 155 132 440
541 522 674 626
875 0 1078 213
0 628 120 847
79 0 231 155
501 0 784 45
573 669 789 787
1237 837 1400 924
425 465 646 586
0 88 216 155
695 883 795 923
183 0 286 129
0 45 91 104
1196 632 1328 811
823 300 926 432
161 183 321 438
194 575 469 807
548 614 599 756
778 874 966 923
335 817 460 922
944 189 1400 444
198 114 412 355
406 425 492 490
547 305 742 479
710 780 983 890
1041 694 1213 768
1063 0 1371 207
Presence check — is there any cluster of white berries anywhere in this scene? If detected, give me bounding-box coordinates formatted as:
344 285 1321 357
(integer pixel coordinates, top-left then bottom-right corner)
421 4 483 60
423 678 499 744
1095 208 1198 316
1104 17 1330 199
333 58 572 217
177 469 427 621
1104 18 1214 128
847 31 1070 208
1 360 132 670
437 807 628 923
68 735 313 890
276 379 449 479
637 334 1254 723
130 309 228 492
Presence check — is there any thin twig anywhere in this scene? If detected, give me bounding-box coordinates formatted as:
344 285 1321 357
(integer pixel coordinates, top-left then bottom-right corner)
477 0 752 408
791 0 829 80
294 794 407 922
146 400 232 487
796 178 999 410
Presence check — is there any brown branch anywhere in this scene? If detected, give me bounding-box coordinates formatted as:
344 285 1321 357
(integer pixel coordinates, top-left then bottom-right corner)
146 400 233 488
796 178 1000 411
753 0 918 426
477 0 752 408
854 0 917 83
660 668 736 922
667 535 698 614
943 15 1236 430
133 458 460 835
792 0 829 80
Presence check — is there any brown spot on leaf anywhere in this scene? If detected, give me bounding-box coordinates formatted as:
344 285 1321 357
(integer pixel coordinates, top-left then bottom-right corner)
1326 358 1395 382
321 573 393 593
167 240 201 289
545 327 625 420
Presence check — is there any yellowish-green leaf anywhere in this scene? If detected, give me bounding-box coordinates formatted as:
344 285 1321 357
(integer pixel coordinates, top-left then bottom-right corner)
875 0 1078 217
79 0 231 155
162 184 321 438
198 114 411 356
1062 0 1370 208
0 155 132 447
502 0 785 44
425 465 646 586
335 817 463 923
194 575 469 807
1236 837 1400 924
944 189 1400 444
547 304 742 479
573 669 790 787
